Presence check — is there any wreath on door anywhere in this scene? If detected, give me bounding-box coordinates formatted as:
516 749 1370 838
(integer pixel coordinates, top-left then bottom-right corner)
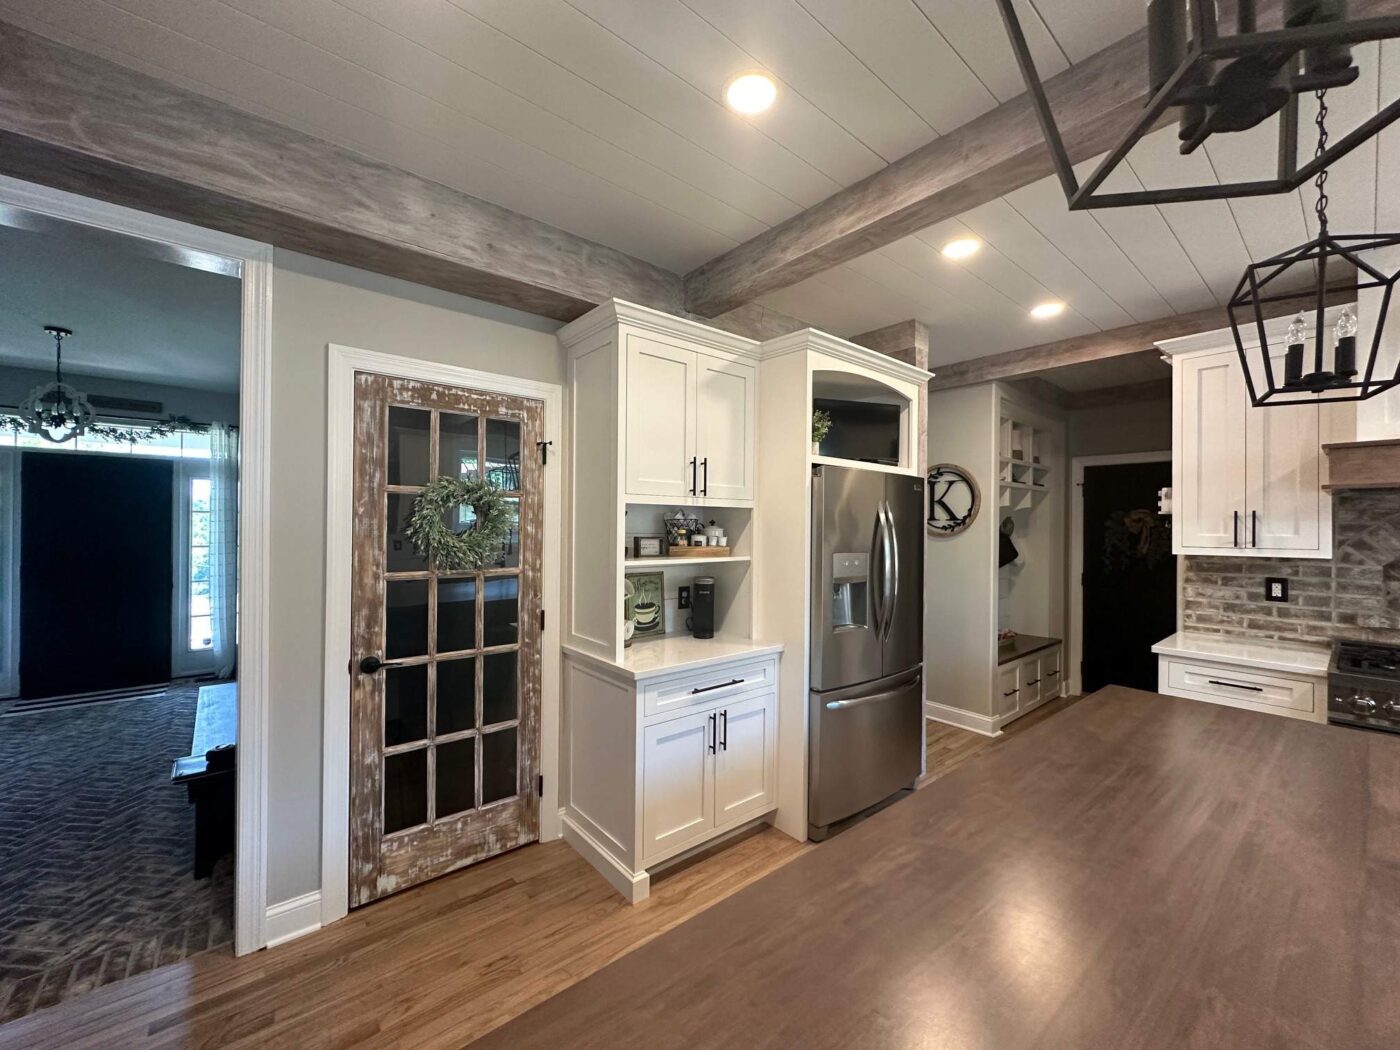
406 475 513 571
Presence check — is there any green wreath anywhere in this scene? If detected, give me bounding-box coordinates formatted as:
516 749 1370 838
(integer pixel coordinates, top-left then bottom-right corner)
407 475 513 571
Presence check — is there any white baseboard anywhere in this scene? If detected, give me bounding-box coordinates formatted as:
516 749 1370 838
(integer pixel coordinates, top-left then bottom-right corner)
925 700 1001 737
560 811 649 904
264 890 323 948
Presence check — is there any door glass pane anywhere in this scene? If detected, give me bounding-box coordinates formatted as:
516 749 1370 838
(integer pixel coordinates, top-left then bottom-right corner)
485 498 521 569
482 652 517 725
481 727 518 804
438 578 477 653
384 664 428 746
485 419 521 491
384 748 427 834
386 493 426 572
435 738 476 818
436 657 477 734
385 580 429 659
483 576 519 647
387 407 431 487
440 412 479 480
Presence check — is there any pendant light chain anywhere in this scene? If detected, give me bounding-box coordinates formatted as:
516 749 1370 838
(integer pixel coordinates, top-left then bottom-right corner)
1314 89 1330 231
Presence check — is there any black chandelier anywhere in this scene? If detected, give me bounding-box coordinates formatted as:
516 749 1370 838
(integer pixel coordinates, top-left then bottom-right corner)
1228 89 1400 406
19 325 96 443
995 0 1400 210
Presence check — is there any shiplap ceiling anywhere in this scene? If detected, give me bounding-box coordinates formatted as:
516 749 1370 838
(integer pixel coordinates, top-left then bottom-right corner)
2 0 1396 369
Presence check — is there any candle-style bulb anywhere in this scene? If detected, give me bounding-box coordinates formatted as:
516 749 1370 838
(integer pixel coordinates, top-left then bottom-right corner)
1334 305 1358 380
1335 305 1357 339
1286 312 1307 345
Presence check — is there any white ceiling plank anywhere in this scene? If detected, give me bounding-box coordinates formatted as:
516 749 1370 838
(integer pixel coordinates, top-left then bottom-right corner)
795 0 998 135
487 0 885 186
1377 40 1400 231
1027 0 1144 64
912 220 1062 312
1 0 739 270
952 199 1138 330
674 0 935 161
117 0 770 253
910 0 1067 102
755 267 915 337
1202 122 1313 261
1296 43 1382 240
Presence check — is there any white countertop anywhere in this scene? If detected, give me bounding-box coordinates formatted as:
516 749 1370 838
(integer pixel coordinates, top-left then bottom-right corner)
565 635 785 681
1152 632 1331 677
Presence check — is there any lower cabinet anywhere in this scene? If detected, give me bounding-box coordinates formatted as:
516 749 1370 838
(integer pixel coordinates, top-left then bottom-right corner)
561 650 781 903
994 644 1064 725
1157 654 1323 722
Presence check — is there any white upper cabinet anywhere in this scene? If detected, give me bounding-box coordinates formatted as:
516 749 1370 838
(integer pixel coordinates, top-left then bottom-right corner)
1165 327 1339 559
695 356 757 503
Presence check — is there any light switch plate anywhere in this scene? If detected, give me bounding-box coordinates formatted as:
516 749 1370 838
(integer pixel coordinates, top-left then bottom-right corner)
678 586 691 610
1265 577 1289 603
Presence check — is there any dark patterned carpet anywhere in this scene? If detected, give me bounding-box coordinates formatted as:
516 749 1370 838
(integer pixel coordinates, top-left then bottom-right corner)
0 683 234 1023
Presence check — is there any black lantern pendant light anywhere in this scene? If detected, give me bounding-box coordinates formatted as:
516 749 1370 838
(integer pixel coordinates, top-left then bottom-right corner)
1227 90 1400 406
994 0 1400 210
19 325 96 443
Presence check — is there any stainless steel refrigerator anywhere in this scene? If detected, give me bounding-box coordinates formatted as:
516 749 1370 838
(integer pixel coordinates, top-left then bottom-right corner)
808 464 924 839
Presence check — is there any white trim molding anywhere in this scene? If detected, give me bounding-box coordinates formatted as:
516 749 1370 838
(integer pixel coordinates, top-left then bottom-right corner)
1069 452 1172 697
0 174 274 956
264 891 323 948
925 700 1000 737
0 449 18 700
322 344 564 930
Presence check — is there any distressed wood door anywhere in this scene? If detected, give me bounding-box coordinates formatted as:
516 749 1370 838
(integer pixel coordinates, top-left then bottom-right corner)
350 373 543 906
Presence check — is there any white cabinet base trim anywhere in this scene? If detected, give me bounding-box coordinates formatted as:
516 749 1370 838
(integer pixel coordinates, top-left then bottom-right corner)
924 701 1001 737
562 812 650 904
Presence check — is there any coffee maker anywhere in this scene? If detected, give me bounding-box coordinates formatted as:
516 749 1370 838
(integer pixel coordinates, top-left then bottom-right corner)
688 576 716 639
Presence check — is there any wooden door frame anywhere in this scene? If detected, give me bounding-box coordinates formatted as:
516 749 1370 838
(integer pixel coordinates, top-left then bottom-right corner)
323 344 562 929
0 174 275 956
1069 451 1172 697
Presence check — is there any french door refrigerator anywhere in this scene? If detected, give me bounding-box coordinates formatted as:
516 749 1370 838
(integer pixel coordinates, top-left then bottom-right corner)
809 464 924 839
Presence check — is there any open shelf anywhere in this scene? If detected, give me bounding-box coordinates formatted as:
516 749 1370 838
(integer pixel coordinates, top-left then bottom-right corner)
624 555 751 569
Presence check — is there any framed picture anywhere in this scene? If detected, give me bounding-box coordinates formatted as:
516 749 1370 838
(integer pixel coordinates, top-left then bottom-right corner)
632 535 665 559
625 571 666 639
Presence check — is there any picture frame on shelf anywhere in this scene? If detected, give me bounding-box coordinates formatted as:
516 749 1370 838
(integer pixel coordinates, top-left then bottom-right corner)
625 571 666 639
632 535 665 559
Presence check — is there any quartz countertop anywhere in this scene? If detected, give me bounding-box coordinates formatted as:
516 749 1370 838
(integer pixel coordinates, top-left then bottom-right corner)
564 636 785 682
997 634 1061 665
1151 631 1331 677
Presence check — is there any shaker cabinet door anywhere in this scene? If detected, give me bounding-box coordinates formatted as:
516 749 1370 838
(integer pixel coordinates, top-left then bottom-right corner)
696 356 756 504
1246 367 1323 553
713 693 776 829
1176 350 1248 551
625 336 697 499
641 708 714 864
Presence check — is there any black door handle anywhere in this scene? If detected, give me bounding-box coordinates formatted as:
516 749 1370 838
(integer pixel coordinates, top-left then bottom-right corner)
1251 509 1258 548
1233 510 1239 548
690 456 697 495
708 712 717 754
359 655 401 675
701 457 709 497
720 708 728 751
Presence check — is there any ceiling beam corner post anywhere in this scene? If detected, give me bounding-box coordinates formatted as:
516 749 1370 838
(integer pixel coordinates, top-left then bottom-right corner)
0 21 681 322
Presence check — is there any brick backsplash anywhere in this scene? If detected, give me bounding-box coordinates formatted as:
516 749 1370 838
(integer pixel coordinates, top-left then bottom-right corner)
1181 490 1400 648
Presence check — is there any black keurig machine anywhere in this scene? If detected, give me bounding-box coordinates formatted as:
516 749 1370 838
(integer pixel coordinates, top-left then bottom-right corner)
689 576 716 639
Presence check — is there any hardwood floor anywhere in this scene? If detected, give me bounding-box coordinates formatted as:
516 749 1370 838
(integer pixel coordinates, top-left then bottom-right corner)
0 696 1076 1049
921 692 1083 787
479 688 1400 1049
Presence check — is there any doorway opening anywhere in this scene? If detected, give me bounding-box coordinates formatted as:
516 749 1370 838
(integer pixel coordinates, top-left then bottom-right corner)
0 205 243 1021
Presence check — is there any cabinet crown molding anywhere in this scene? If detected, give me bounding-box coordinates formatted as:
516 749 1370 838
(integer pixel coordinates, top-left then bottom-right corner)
759 328 935 385
557 298 760 357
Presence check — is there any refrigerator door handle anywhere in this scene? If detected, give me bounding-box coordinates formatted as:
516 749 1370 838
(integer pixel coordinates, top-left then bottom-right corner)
881 501 899 642
822 668 923 709
868 510 884 637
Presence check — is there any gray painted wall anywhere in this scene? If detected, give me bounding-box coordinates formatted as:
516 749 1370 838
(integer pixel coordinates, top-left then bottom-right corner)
0 366 238 424
265 250 562 906
1066 397 1172 459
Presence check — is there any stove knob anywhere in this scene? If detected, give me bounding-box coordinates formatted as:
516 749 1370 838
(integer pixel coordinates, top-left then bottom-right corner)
1352 696 1379 715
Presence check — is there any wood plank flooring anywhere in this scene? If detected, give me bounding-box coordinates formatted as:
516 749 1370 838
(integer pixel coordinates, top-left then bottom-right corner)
479 688 1400 1050
0 696 1076 1048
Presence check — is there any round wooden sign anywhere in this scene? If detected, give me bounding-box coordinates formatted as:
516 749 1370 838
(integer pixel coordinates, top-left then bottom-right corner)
926 463 981 537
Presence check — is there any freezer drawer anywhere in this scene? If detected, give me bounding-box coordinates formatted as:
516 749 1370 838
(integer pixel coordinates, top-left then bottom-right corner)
808 667 923 833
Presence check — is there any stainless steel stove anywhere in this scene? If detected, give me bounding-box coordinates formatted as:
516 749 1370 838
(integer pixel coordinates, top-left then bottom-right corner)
1328 641 1400 732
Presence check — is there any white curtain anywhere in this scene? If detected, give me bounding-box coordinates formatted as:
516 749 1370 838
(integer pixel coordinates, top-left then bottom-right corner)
209 423 239 680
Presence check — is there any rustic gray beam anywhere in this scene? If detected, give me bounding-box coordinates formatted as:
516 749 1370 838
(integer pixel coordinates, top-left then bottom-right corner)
927 289 1356 392
0 21 680 322
851 320 929 371
683 0 1399 317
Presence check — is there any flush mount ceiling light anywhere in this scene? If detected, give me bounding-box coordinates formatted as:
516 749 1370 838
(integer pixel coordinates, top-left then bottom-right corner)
1030 301 1066 320
941 237 981 260
724 72 777 115
1229 89 1400 406
995 0 1400 210
19 325 95 444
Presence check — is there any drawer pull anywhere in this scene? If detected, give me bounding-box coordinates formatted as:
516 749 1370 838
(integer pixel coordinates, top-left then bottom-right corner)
1003 688 1019 697
1046 670 1060 678
1208 678 1264 693
1026 678 1041 686
692 678 745 695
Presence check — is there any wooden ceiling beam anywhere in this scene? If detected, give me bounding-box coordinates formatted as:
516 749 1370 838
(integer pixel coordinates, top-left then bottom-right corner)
927 288 1356 392
851 320 929 370
682 0 1400 318
0 22 681 322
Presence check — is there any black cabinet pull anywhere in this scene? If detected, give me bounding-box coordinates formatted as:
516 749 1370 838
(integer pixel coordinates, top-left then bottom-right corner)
1026 678 1041 686
720 708 728 751
1233 510 1240 547
689 457 698 495
708 712 717 754
1208 679 1264 693
1003 688 1019 697
1046 670 1060 678
692 678 744 695
702 457 709 497
1251 509 1258 548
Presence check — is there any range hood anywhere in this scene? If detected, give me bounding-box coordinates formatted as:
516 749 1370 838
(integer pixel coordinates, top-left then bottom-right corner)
1323 439 1400 491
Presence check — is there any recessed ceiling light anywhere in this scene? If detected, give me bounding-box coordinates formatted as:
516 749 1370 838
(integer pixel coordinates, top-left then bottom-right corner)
725 72 777 115
1030 301 1066 320
941 237 981 260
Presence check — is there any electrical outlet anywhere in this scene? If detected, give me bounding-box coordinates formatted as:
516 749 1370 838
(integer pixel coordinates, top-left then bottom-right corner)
678 586 691 610
1265 577 1289 603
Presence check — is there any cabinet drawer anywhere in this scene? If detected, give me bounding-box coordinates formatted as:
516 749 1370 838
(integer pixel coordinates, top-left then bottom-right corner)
995 664 1020 716
1165 658 1315 714
642 657 777 719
